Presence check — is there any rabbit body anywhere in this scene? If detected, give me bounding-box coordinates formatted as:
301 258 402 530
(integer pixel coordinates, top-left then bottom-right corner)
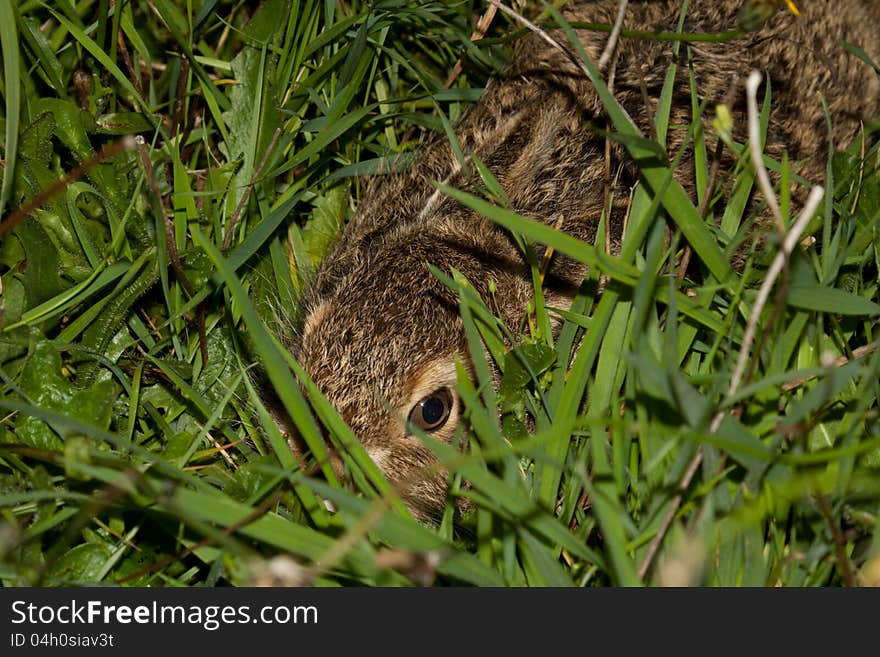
286 1 880 522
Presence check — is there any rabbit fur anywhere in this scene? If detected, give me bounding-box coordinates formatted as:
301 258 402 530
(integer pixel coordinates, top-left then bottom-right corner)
280 0 880 522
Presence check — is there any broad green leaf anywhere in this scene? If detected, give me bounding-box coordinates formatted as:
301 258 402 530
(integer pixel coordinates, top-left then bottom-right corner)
786 286 880 316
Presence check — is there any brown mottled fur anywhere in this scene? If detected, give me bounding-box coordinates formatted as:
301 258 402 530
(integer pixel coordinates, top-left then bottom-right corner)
283 1 880 522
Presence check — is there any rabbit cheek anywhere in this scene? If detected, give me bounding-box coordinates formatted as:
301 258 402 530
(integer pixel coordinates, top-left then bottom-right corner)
363 445 391 473
377 437 453 524
400 473 454 525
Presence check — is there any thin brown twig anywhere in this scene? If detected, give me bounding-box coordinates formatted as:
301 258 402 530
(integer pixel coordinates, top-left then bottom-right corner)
816 493 857 587
143 0 168 30
488 1 588 77
222 127 282 250
172 53 190 136
216 10 233 52
598 0 629 71
636 63 657 143
135 136 197 299
0 137 136 239
637 449 703 580
203 430 238 469
117 488 285 584
92 516 141 552
781 342 879 392
398 2 501 154
116 27 145 101
444 4 498 89
196 301 209 367
134 136 209 366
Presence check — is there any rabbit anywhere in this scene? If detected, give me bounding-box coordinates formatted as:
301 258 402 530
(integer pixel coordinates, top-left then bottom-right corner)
280 0 880 523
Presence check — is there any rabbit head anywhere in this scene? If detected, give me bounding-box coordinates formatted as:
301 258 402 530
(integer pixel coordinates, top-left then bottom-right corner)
278 0 880 523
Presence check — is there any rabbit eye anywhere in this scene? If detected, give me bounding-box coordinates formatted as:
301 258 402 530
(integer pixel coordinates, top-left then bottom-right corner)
408 388 453 432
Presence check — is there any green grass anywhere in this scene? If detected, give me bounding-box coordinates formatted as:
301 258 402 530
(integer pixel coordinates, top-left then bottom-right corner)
0 1 879 587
